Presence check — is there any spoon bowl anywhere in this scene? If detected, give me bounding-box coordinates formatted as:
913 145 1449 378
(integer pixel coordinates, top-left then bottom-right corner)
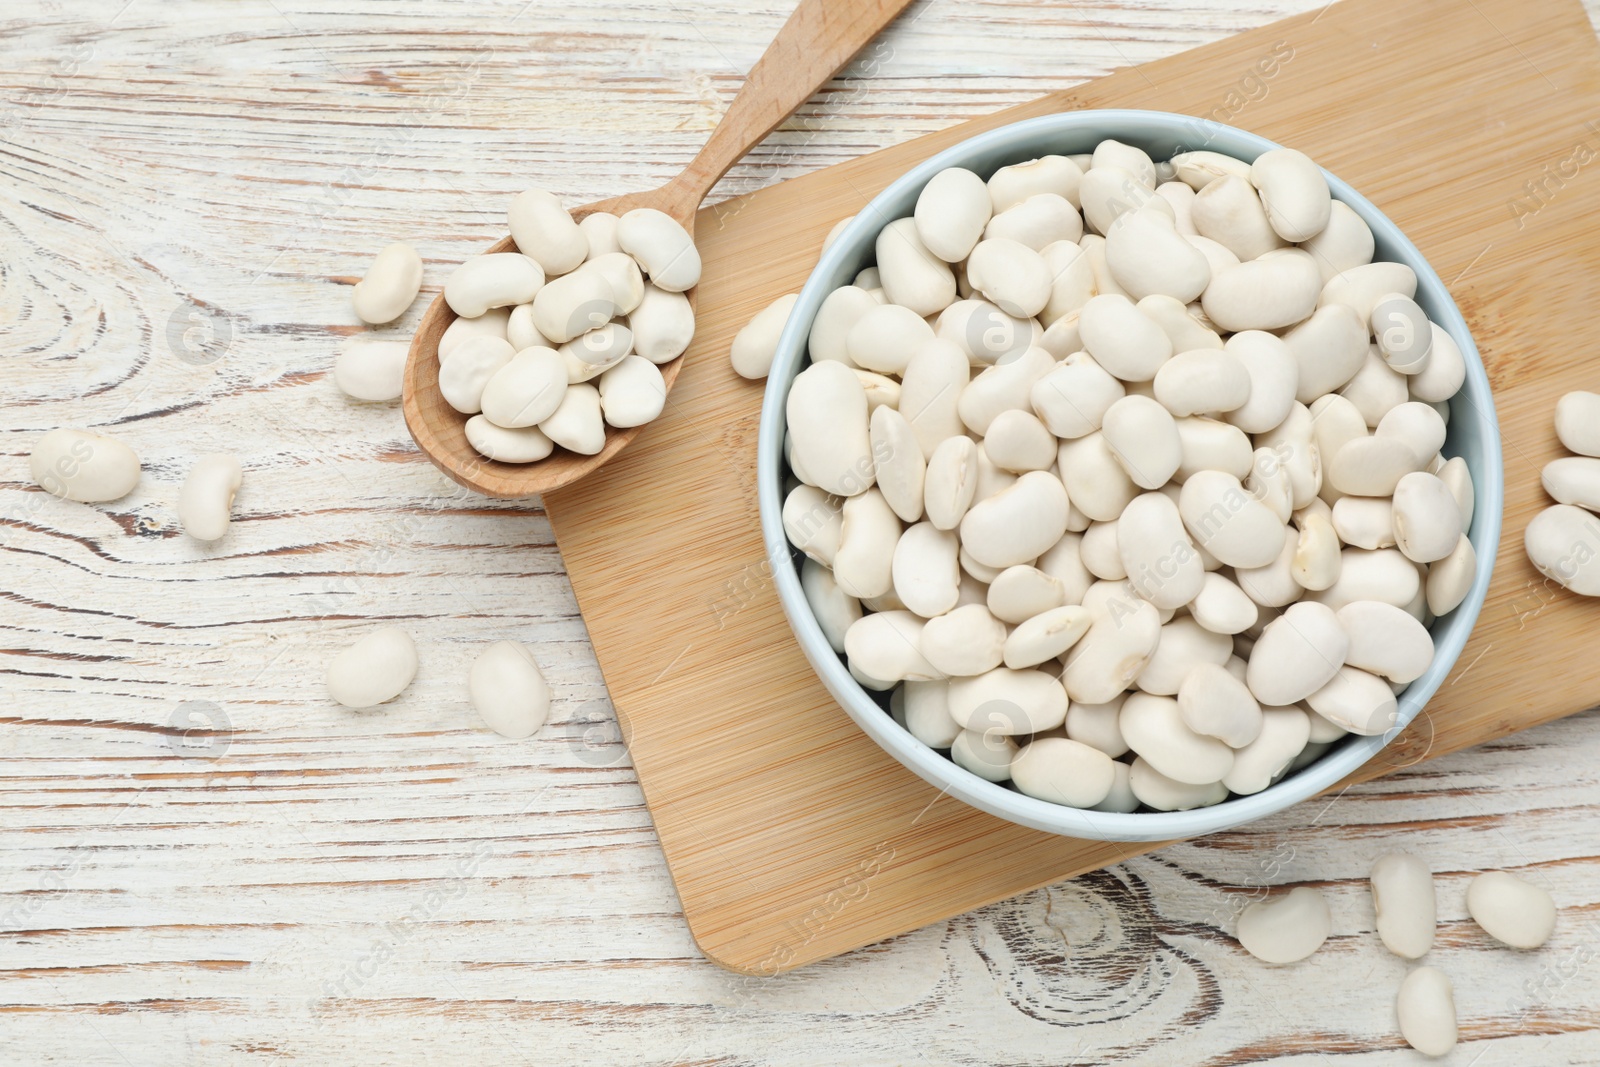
401 0 916 498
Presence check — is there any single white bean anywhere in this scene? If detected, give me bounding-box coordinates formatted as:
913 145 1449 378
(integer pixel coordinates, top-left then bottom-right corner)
848 302 933 375
1138 292 1223 352
598 355 666 429
352 241 423 324
1283 303 1368 402
1030 352 1126 439
914 167 992 262
580 251 646 315
438 307 511 360
783 484 843 566
1221 330 1299 434
1392 471 1462 563
335 338 408 402
469 640 552 739
1555 390 1600 457
1191 175 1287 261
869 407 925 523
1524 504 1600 595
326 626 417 708
1178 660 1263 747
1466 870 1557 949
801 558 861 654
1170 150 1253 190
1250 148 1331 242
983 409 1057 473
984 193 1082 252
833 489 901 600
438 335 515 414
1371 292 1432 373
531 267 615 344
892 521 961 618
965 237 1052 319
987 565 1065 624
1328 436 1424 496
508 188 588 275
616 207 700 292
891 680 961 748
1190 572 1259 635
950 728 1017 781
1105 207 1211 303
178 454 242 542
1102 395 1182 489
1093 139 1156 187
1312 547 1421 612
948 667 1069 734
1011 737 1115 808
921 603 1008 677
877 217 956 316
1129 757 1227 811
465 416 554 464
1302 200 1374 282
1317 261 1417 322
628 284 695 364
787 361 874 497
1304 665 1397 735
1134 617 1232 696
1118 491 1204 609
1396 967 1457 1057
1237 887 1331 963
1174 417 1253 483
445 253 544 319
923 435 980 531
846 611 943 684
1222 706 1310 795
1178 469 1286 569
988 155 1085 212
1061 592 1161 704
808 285 877 366
532 380 602 454
480 346 568 428
1153 350 1249 416
957 345 1054 435
1246 600 1348 705
1078 294 1172 382
899 339 971 458
1331 495 1395 550
578 211 622 258
1120 692 1234 785
959 471 1071 569
29 428 141 504
1541 456 1600 511
1003 605 1092 669
1438 455 1475 534
1370 852 1436 959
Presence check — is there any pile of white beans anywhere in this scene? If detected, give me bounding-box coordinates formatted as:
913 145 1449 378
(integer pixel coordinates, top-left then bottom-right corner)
1526 390 1600 593
759 140 1479 814
427 192 698 463
1236 855 1557 1057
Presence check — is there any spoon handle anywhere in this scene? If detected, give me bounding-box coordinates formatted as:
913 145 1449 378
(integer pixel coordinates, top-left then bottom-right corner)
664 0 918 215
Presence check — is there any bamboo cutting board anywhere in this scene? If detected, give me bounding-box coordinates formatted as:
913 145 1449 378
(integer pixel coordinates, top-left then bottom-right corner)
545 0 1600 974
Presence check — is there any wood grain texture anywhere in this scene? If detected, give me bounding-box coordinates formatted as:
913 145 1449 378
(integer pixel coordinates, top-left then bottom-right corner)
2 0 1599 1062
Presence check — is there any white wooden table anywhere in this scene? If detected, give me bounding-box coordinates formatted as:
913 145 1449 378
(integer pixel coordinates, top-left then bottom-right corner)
4 1 1599 1062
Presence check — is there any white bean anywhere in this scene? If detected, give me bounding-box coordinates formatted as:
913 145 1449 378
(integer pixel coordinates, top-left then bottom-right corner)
1328 436 1424 496
923 435 979 531
438 335 515 414
1221 330 1299 434
787 361 874 497
1118 492 1204 609
891 680 961 748
531 267 615 344
846 611 943 684
1438 455 1475 533
1174 417 1253 483
801 558 862 654
1250 148 1331 242
335 338 409 402
1246 601 1348 705
783 484 843 565
1061 592 1161 703
1079 520 1125 581
958 345 1054 434
1153 350 1249 416
892 521 960 617
1396 967 1457 1057
983 409 1056 473
438 307 510 360
1138 293 1223 352
626 283 695 364
1080 165 1169 235
1065 696 1128 757
539 381 605 455
876 217 956 316
352 241 423 324
1092 139 1156 187
1102 395 1182 489
1555 390 1600 457
29 428 140 504
1011 737 1115 808
1121 692 1233 784
1541 456 1600 511
1030 352 1126 439
1003 605 1092 669
1304 665 1397 735
1392 471 1462 563
965 237 1052 319
598 355 666 429
1178 660 1263 746
581 251 646 315
1129 757 1227 811
578 211 622 258
959 470 1071 569
1170 150 1253 190
1105 208 1211 302
480 346 568 428
1237 886 1330 963
1317 261 1417 322
1524 503 1600 595
1370 852 1436 959
950 728 1017 781
848 302 933 375
834 489 901 600
1371 292 1432 373
326 626 417 708
469 640 552 739
178 454 242 542
948 667 1069 734
1202 252 1321 334
1134 617 1232 696
1283 304 1368 402
1222 706 1310 794
1312 547 1420 611
508 188 587 275
914 167 992 262
985 193 1082 252
444 253 544 319
921 603 1008 676
1467 871 1557 949
1178 469 1286 569
988 155 1084 213
1079 294 1172 381
1190 572 1259 635
1191 175 1286 260
616 207 700 291
465 416 554 464
1301 200 1374 282
899 339 971 458
868 407 925 523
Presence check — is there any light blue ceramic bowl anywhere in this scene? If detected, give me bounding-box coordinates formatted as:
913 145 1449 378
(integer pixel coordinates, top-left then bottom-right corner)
757 110 1503 842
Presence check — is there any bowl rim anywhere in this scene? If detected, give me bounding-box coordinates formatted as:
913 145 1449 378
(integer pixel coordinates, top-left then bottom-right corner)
756 108 1504 842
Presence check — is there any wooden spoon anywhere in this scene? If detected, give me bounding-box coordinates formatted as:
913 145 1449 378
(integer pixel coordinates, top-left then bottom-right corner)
403 0 916 498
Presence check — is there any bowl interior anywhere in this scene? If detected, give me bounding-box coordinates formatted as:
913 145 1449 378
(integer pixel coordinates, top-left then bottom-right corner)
757 109 1503 842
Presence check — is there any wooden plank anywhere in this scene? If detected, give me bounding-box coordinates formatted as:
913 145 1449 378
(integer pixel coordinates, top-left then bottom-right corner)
545 0 1600 973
